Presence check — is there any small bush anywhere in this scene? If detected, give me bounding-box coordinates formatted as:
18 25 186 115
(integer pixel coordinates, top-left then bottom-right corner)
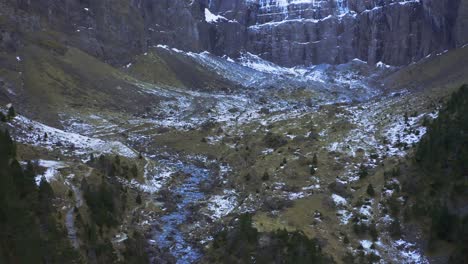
263 132 287 149
358 164 369 179
261 172 269 181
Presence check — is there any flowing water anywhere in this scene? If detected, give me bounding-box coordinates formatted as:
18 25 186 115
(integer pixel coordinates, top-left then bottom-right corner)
150 160 213 264
65 184 84 249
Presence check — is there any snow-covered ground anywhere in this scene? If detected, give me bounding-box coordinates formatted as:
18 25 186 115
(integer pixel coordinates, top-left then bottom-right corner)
10 114 137 159
327 93 438 160
322 91 436 262
34 159 69 185
207 189 238 219
121 164 177 194
89 45 394 139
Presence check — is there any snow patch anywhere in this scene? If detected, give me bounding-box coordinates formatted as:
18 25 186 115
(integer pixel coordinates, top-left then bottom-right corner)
35 160 68 186
332 194 348 206
205 8 227 23
10 115 137 158
208 190 238 219
393 239 429 264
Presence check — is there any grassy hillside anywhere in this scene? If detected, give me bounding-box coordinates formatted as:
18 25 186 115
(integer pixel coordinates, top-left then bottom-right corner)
126 48 240 92
383 46 468 93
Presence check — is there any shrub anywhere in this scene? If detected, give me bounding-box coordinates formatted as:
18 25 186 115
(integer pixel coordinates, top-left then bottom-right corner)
263 132 287 149
261 172 269 181
312 154 318 167
135 193 142 205
389 219 401 239
358 164 369 179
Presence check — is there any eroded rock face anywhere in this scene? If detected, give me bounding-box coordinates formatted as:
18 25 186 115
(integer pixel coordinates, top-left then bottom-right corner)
206 0 468 66
3 0 467 66
2 0 207 64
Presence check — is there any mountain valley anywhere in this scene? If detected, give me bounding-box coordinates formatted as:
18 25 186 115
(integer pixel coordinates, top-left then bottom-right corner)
1 1 467 263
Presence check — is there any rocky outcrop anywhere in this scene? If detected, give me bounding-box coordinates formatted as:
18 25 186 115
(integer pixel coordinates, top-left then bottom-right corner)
2 0 467 67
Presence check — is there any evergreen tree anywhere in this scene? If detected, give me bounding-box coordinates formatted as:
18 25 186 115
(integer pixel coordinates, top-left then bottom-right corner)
136 193 142 205
261 171 269 181
84 182 118 228
431 205 455 240
207 214 332 263
0 129 16 159
312 153 318 167
389 219 401 239
310 166 316 175
366 184 375 197
7 106 15 120
369 223 378 241
358 164 368 179
0 129 78 263
131 164 138 178
123 231 149 263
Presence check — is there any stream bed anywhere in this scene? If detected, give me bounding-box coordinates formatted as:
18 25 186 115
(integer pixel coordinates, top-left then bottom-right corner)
149 160 214 264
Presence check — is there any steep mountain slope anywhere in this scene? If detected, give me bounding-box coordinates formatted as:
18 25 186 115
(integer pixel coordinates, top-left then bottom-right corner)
383 44 468 91
406 85 468 263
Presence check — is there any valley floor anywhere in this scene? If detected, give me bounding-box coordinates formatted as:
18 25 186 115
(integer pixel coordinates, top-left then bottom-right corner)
3 44 468 264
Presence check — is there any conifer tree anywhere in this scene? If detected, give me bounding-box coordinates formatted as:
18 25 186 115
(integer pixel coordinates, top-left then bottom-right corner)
358 164 368 179
7 106 15 120
312 153 318 167
136 193 142 205
310 166 316 175
262 171 269 181
366 184 375 197
131 164 138 178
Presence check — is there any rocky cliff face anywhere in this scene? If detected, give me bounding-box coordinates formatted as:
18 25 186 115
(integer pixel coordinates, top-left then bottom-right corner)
2 0 467 67
207 0 468 66
1 0 207 64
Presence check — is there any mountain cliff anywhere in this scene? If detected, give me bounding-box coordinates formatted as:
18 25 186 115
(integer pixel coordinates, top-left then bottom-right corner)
207 0 468 66
2 0 467 66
